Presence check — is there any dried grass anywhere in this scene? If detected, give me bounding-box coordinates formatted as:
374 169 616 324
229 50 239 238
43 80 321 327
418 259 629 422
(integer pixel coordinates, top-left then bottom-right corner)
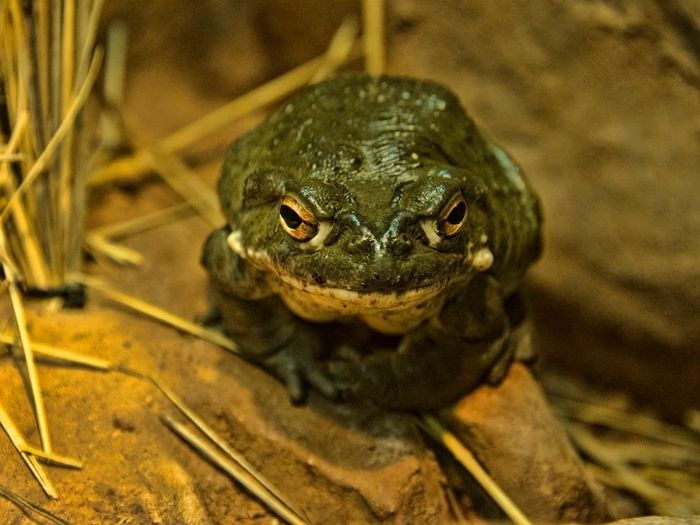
0 0 103 286
83 232 144 266
310 16 359 84
0 401 57 498
418 414 532 525
88 202 196 240
0 0 103 501
0 484 69 524
362 0 385 75
76 273 238 353
161 414 307 525
553 395 700 515
150 375 302 515
89 19 362 188
0 331 111 370
7 279 51 453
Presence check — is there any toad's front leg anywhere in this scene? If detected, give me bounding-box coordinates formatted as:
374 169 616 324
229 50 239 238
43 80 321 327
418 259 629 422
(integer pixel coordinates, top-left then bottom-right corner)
202 227 337 403
330 275 516 410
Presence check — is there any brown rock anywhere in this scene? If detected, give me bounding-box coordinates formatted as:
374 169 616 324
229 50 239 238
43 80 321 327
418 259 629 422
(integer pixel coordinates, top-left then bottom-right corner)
608 518 700 525
0 304 611 523
0 305 449 524
441 364 612 523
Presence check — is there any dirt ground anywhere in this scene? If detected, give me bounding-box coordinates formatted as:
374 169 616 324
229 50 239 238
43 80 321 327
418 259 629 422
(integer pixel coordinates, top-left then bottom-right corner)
1 0 699 523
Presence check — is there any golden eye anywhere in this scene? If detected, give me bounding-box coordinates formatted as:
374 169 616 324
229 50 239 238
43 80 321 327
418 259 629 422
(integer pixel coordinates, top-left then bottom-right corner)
437 193 467 237
279 195 318 241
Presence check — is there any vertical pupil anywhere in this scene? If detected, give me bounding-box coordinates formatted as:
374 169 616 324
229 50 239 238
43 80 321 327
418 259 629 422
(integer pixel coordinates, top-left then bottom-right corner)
446 201 466 224
281 205 303 228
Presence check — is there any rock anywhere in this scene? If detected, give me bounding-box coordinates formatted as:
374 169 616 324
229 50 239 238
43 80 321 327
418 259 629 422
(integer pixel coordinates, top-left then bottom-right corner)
441 364 612 523
0 324 218 524
0 297 608 523
0 305 449 524
608 518 700 525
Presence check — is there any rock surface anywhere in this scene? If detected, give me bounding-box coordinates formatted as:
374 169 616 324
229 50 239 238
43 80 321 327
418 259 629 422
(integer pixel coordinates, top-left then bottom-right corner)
442 364 611 523
0 303 608 523
0 305 448 524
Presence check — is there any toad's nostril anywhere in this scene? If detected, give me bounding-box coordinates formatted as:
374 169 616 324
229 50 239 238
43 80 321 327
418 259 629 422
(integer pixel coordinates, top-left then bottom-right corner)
347 237 372 254
345 232 379 256
386 234 412 256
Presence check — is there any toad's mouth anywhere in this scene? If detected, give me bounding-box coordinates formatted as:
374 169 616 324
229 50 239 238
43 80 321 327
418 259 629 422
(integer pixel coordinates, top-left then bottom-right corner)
273 270 450 309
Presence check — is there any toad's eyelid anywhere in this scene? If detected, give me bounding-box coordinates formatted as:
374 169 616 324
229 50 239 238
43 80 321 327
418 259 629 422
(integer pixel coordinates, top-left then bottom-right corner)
295 181 351 218
281 194 316 223
418 188 465 218
278 194 321 242
439 192 466 217
242 169 286 207
437 194 467 237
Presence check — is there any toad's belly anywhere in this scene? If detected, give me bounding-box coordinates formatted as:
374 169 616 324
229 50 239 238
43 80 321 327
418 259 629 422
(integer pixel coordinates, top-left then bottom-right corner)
274 279 446 335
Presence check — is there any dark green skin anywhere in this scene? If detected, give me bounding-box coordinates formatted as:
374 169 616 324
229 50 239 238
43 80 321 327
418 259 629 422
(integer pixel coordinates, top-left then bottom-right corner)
202 74 541 409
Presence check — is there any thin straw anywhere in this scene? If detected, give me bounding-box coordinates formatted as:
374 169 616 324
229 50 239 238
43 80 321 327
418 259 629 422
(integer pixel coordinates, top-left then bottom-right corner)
161 414 306 525
362 0 385 75
418 414 531 525
76 274 238 353
0 48 103 224
7 278 52 454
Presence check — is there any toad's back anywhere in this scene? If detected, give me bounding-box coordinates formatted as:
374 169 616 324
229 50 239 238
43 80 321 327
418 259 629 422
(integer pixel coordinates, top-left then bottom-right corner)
226 76 502 183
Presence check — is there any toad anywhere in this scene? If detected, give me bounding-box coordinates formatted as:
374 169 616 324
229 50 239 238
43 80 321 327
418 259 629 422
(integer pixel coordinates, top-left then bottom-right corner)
202 74 541 409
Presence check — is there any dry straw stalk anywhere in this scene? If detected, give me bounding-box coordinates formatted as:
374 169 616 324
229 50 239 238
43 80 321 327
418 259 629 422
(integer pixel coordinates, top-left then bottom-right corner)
0 0 104 499
1 0 103 286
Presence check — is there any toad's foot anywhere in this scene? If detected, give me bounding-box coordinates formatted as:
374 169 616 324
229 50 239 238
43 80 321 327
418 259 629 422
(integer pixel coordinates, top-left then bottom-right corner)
263 329 338 404
327 351 404 408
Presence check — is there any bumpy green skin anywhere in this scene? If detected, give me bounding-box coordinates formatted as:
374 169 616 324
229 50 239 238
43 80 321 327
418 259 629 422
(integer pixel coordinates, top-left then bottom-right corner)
202 74 541 409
